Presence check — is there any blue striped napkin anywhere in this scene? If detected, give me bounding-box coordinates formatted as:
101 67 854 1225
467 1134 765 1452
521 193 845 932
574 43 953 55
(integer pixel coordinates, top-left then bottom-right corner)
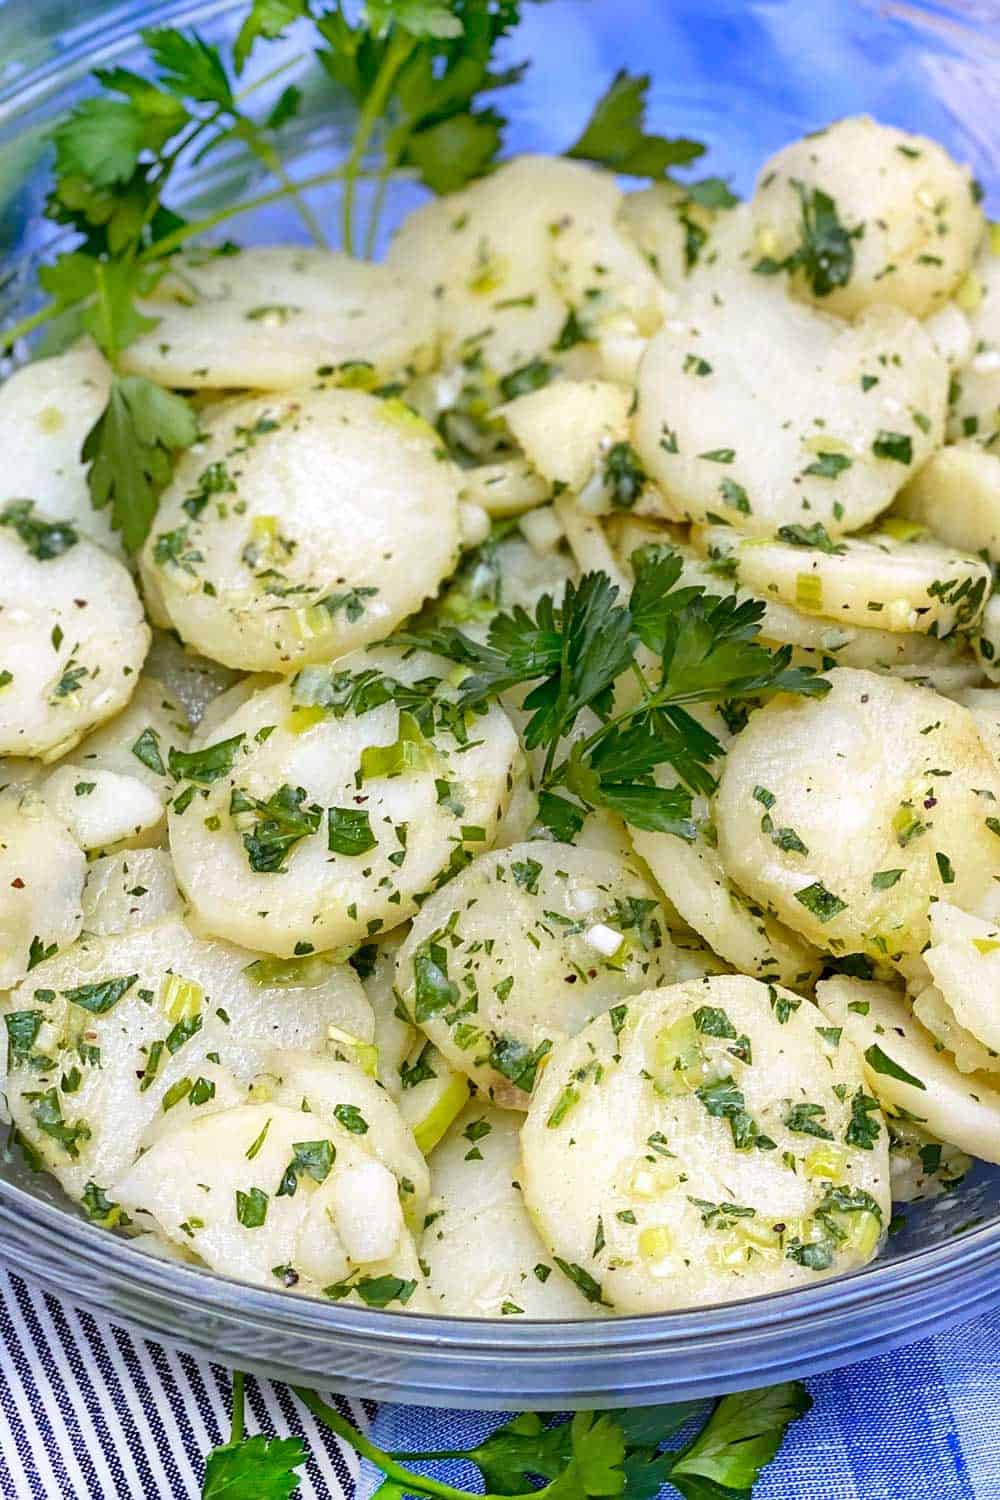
2 1265 999 1497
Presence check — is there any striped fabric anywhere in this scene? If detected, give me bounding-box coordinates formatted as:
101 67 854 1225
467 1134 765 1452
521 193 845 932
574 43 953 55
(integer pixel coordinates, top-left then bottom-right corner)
2 1263 999 1497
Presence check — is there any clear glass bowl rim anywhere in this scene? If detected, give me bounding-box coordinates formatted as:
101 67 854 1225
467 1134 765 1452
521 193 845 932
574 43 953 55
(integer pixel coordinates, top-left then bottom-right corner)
2 0 1000 1404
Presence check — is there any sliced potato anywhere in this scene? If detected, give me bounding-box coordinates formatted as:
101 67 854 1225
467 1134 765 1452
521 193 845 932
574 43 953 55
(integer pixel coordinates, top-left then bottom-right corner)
817 974 1000 1164
619 183 739 291
633 288 946 537
122 247 436 390
255 1047 429 1227
751 116 983 319
972 593 1000 683
521 976 890 1313
0 345 117 551
716 668 1000 965
631 791 821 988
895 443 1000 561
0 787 85 989
910 981 1000 1077
41 766 164 851
693 523 990 637
422 1103 601 1318
923 902 1000 1054
949 237 1000 442
396 841 678 1105
458 460 549 518
386 156 664 377
0 512 150 759
69 675 190 800
80 849 181 936
498 380 631 493
2 914 372 1199
114 1102 427 1303
141 389 461 672
168 648 519 956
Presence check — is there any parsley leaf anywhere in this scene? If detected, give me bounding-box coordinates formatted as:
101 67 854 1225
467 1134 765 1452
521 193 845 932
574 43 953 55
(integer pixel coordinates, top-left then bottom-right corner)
83 374 198 550
669 1382 812 1497
754 180 861 297
201 1433 307 1499
567 70 705 178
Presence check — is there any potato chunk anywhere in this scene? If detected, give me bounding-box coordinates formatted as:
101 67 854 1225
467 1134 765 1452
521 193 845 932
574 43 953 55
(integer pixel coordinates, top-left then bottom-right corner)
0 787 85 989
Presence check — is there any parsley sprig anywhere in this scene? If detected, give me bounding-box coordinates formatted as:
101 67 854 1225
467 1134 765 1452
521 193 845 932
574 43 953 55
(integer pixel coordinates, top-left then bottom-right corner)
201 1372 811 1498
404 545 829 839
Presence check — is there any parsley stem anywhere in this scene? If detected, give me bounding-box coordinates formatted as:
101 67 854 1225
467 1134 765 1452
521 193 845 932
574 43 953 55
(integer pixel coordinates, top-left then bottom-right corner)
230 1370 245 1446
0 300 58 354
291 1386 516 1500
253 139 329 248
234 53 307 104
340 29 414 257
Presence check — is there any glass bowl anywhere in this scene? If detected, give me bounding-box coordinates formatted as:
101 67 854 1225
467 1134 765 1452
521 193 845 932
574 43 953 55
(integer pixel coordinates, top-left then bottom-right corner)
2 0 1000 1409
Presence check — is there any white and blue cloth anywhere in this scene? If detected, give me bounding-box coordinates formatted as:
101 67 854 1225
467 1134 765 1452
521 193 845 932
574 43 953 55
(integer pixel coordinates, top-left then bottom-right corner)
1 1265 998 1498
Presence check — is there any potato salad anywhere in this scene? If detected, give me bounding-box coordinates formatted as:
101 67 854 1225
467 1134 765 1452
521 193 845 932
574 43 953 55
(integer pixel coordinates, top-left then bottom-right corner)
4 111 998 1320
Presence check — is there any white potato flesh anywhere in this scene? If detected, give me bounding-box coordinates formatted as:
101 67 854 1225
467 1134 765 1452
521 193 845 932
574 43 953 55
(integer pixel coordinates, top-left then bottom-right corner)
422 1103 600 1318
953 686 1000 764
923 302 973 370
168 648 519 956
1 914 372 1199
631 794 821 988
80 849 181 936
895 444 1000 560
434 534 575 644
141 389 462 672
521 976 890 1313
817 975 1000 1165
113 1103 427 1304
68 675 191 801
0 346 117 551
633 288 946 537
716 668 1000 965
693 523 990 637
499 380 631 493
751 116 983 319
619 184 737 291
0 520 150 760
887 1113 971 1203
910 982 1000 1077
190 675 277 749
949 238 1000 442
396 841 679 1105
385 156 665 377
458 460 549 519
354 933 415 1100
923 902 1000 1055
122 247 436 390
255 1047 429 1227
42 766 164 851
0 787 85 989
972 593 1000 683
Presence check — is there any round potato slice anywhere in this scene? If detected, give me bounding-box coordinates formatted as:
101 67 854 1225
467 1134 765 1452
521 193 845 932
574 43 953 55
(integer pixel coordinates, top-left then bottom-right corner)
1 914 372 1199
910 982 1000 1077
895 443 1000 562
817 975 1000 1165
386 156 664 378
114 1102 427 1304
619 183 740 292
80 849 181 936
0 786 85 989
716 668 1000 965
41 766 164 852
971 593 1000 684
694 523 990 638
751 116 983 319
141 389 462 672
255 1046 429 1228
168 648 519 956
68 674 191 801
0 345 117 551
521 976 890 1313
0 510 150 759
949 238 1000 443
422 1103 602 1318
396 841 678 1105
633 288 946 537
122 247 436 390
